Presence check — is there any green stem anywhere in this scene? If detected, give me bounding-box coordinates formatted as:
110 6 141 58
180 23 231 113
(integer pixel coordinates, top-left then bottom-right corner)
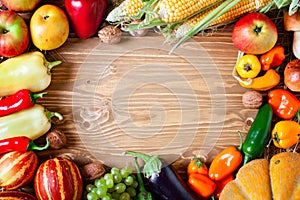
27 138 50 151
296 109 300 122
45 59 62 73
169 0 241 54
125 151 162 178
31 92 48 104
134 157 147 192
45 109 63 121
237 131 243 152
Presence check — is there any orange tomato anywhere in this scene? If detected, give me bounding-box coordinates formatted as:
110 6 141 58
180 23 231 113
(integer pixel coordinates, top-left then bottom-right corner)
187 157 208 177
30 4 69 50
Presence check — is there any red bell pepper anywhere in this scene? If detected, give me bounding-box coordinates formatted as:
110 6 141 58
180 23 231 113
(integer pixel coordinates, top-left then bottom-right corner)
65 0 107 39
260 46 285 71
268 88 300 120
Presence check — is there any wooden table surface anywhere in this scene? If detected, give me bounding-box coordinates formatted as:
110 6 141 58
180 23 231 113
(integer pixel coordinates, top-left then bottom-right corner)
36 30 260 172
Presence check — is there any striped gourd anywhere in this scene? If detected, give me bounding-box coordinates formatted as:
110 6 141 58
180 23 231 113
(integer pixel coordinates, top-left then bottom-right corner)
34 157 83 200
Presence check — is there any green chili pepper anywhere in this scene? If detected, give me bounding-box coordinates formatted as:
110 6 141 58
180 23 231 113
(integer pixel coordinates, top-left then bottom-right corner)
242 104 273 165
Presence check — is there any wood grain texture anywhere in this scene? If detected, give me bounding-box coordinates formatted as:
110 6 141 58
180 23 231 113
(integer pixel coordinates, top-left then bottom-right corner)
35 31 258 170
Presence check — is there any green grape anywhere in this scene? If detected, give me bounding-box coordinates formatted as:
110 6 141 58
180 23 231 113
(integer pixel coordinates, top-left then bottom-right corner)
119 192 131 200
126 186 136 197
120 166 132 178
96 185 107 198
131 174 137 180
113 173 122 184
124 175 134 186
115 183 126 193
106 178 114 189
131 180 138 188
111 192 121 199
107 186 115 193
91 187 98 194
104 173 113 180
95 178 106 188
86 184 96 192
86 192 99 200
110 167 120 175
102 195 111 200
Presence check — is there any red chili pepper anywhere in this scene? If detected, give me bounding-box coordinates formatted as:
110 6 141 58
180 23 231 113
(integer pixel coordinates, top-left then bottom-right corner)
0 89 47 117
0 136 49 155
65 0 107 39
268 88 300 120
214 174 234 198
260 46 285 71
188 174 216 198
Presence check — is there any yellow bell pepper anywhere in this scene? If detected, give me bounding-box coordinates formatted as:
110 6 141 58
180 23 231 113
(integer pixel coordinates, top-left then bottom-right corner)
0 51 61 96
0 104 62 140
235 55 261 79
239 69 280 91
271 120 300 149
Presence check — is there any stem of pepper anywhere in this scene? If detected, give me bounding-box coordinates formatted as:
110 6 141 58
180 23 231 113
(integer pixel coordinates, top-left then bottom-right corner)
45 109 63 121
237 131 243 151
30 92 48 104
44 59 62 74
27 139 50 151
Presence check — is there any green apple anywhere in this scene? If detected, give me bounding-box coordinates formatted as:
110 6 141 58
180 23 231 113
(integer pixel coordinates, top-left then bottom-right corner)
232 12 278 54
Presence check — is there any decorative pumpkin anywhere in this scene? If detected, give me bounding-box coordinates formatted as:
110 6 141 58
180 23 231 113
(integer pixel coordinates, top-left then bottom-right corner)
219 152 300 200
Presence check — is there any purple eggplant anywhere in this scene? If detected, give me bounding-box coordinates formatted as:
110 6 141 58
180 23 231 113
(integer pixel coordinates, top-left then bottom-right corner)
125 151 201 200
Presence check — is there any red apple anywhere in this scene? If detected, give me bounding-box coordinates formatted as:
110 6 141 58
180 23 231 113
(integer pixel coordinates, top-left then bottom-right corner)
2 0 41 12
0 10 29 57
232 12 277 54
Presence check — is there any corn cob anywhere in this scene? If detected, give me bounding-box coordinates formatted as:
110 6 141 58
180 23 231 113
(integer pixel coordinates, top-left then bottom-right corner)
157 0 219 23
175 0 272 39
106 0 146 22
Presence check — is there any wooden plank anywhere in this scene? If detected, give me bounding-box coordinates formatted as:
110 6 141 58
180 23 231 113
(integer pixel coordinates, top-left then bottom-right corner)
37 32 258 169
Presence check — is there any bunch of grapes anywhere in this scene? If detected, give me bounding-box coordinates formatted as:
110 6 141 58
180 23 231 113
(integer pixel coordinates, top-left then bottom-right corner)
85 165 138 200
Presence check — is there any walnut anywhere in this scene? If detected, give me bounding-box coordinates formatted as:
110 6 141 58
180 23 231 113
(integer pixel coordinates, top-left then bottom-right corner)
98 25 122 44
46 129 67 149
80 162 106 181
242 90 263 109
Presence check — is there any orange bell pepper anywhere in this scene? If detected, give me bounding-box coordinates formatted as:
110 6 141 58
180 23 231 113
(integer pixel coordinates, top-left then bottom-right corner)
187 157 208 177
271 120 300 149
239 69 280 91
188 174 216 198
260 46 285 71
214 174 234 198
268 89 300 120
208 132 243 181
